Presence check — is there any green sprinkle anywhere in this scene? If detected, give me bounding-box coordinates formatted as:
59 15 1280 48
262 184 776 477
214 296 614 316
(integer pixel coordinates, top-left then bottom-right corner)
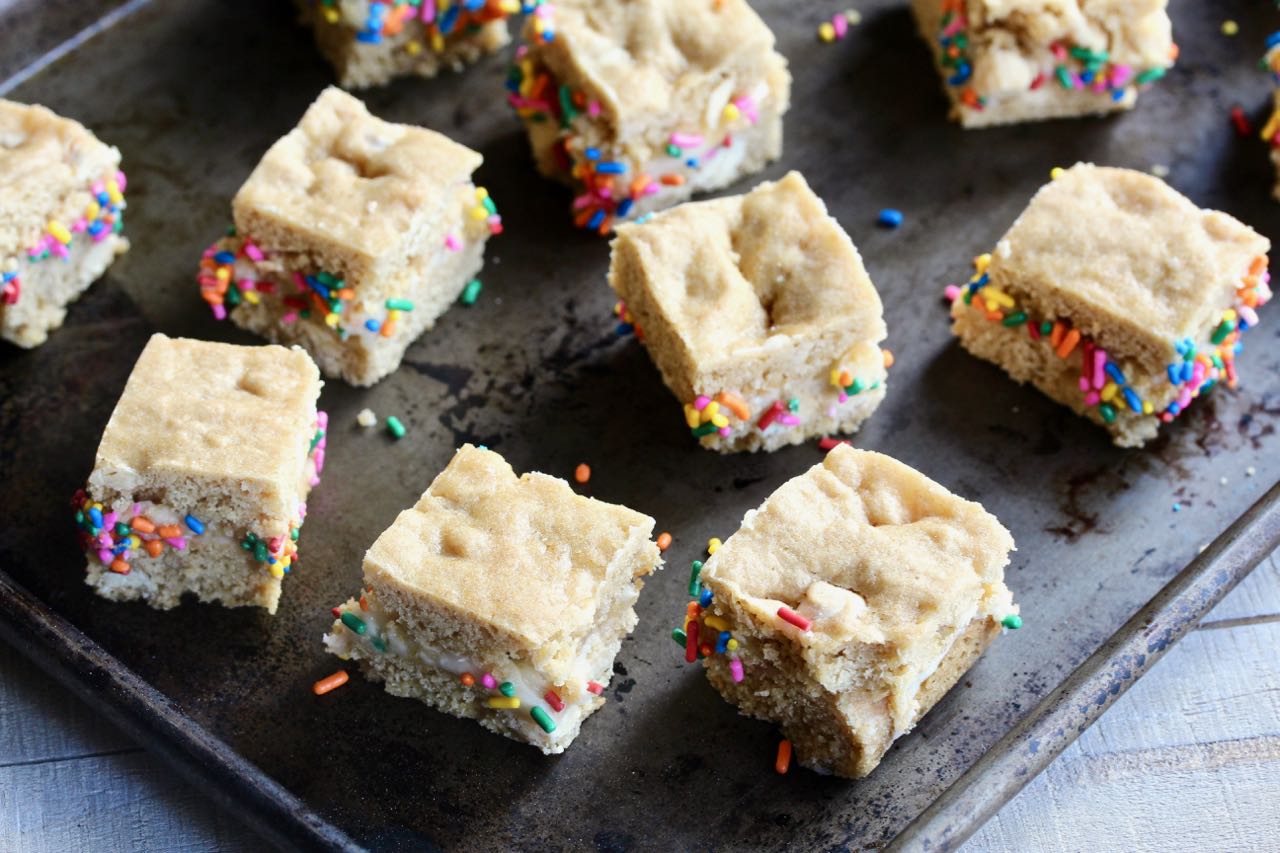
115 522 131 536
1099 402 1117 424
371 635 388 652
226 283 242 306
309 429 325 452
253 540 269 562
1210 319 1234 344
1001 614 1023 630
1069 46 1108 64
482 196 497 216
672 627 687 646
1135 66 1166 85
316 271 339 287
1055 65 1074 89
530 706 557 733
290 527 299 541
845 378 865 395
386 416 406 439
499 681 516 697
1040 321 1053 336
787 398 800 413
1002 311 1028 327
340 612 367 634
460 279 482 306
558 84 577 126
690 421 718 438
385 299 414 312
74 510 84 525
689 560 703 597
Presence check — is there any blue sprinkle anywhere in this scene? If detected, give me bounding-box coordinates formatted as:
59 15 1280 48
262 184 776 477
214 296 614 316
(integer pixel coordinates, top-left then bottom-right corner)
584 147 601 161
596 161 627 174
88 507 103 528
1172 502 1182 512
699 588 713 607
1080 70 1094 84
877 208 904 229
1104 362 1126 385
355 30 382 43
587 209 605 230
1181 362 1194 383
365 319 381 332
1168 402 1181 415
440 5 460 34
1267 31 1280 49
214 251 236 265
615 323 633 336
616 198 634 218
1122 387 1142 413
947 62 971 86
1167 364 1180 385
1111 89 1126 102
184 514 206 535
635 213 653 224
96 191 109 205
685 158 699 168
715 631 730 654
541 30 555 42
465 0 485 8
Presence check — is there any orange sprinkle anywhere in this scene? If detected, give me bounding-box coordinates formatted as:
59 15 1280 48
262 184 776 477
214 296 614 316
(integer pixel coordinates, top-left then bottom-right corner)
312 670 349 696
882 349 895 369
110 558 130 575
657 532 672 551
130 516 156 534
1055 328 1081 359
144 540 164 558
699 644 712 656
359 595 369 611
630 177 649 197
837 370 853 387
985 310 1002 322
1168 43 1179 61
660 173 686 186
157 524 182 538
715 391 751 421
335 288 356 300
574 463 591 484
597 215 614 236
380 318 397 338
1249 255 1267 276
775 739 793 774
460 672 475 686
574 207 596 228
1049 321 1065 348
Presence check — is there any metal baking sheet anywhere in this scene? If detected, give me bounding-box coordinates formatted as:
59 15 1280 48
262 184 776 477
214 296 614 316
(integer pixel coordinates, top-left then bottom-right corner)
2 1 1278 850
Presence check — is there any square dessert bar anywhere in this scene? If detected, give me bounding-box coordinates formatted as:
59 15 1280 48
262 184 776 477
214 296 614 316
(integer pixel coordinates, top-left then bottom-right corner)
325 444 661 753
608 171 890 453
297 0 536 89
686 445 1019 778
949 163 1271 448
198 87 500 386
506 0 791 233
910 0 1175 128
0 99 128 348
75 335 326 613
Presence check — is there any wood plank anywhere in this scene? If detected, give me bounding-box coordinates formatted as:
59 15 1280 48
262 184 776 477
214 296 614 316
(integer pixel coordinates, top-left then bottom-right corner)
0 750 258 853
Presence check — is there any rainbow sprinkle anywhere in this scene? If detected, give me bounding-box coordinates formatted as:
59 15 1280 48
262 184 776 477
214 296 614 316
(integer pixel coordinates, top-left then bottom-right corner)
72 411 325 579
317 0 540 55
934 0 1174 113
3 170 126 309
948 252 1271 426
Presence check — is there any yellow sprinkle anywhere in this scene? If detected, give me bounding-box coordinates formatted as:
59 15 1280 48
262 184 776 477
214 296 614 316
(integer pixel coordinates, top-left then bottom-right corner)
476 187 490 201
704 615 730 632
983 288 1015 308
243 290 260 305
710 413 729 428
84 201 100 221
1261 110 1280 143
106 180 123 205
703 400 720 419
215 267 231 282
486 696 520 709
48 220 72 244
499 0 521 11
818 22 836 42
405 40 422 56
830 367 843 385
471 206 488 221
1142 401 1154 415
1100 382 1118 402
1223 308 1237 322
322 7 340 23
974 252 992 275
708 537 722 554
269 565 284 579
431 31 445 52
726 638 739 651
684 404 701 429
1050 167 1065 180
1221 20 1238 36
325 313 341 328
722 103 741 123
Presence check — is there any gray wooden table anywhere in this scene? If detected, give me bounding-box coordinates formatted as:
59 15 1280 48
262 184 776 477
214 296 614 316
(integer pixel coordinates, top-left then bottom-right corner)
2 552 1277 851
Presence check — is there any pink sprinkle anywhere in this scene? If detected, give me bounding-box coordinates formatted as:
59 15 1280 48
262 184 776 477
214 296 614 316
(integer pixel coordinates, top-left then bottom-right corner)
420 0 436 23
1078 377 1091 392
1178 387 1193 408
313 449 325 474
717 426 732 437
481 673 497 690
1051 42 1067 61
587 100 601 117
1092 350 1107 389
730 658 744 683
244 242 264 262
212 304 227 321
1240 305 1260 327
818 437 852 451
98 550 113 565
292 271 307 292
165 538 186 550
826 405 837 418
586 680 604 695
72 218 87 233
778 414 801 426
91 180 104 196
115 171 127 191
694 395 711 410
832 13 848 39
777 606 811 632
535 4 552 18
1110 65 1132 87
670 132 704 148
103 511 118 528
317 411 328 429
944 284 961 302
239 279 257 292
733 95 759 124
445 234 462 252
131 503 142 516
515 45 528 59
1084 391 1101 406
281 311 298 325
